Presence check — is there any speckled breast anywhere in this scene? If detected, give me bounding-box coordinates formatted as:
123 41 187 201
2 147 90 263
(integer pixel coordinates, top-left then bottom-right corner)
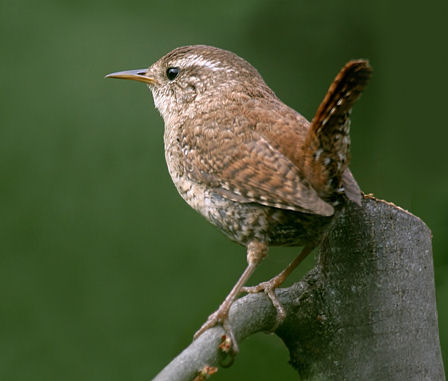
169 169 333 247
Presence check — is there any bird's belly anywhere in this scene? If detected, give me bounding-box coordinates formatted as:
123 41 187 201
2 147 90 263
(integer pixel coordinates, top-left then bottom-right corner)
172 175 333 247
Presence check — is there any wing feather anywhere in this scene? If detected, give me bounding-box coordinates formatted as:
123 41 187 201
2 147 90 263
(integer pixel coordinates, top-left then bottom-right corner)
180 116 334 216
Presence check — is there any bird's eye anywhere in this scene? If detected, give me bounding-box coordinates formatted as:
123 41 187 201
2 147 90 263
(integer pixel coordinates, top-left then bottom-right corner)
166 67 179 81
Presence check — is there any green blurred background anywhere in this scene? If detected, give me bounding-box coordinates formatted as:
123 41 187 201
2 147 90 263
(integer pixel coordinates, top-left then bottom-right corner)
1 0 447 379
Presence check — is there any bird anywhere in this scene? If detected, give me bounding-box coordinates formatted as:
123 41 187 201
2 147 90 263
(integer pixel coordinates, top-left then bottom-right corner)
105 45 372 352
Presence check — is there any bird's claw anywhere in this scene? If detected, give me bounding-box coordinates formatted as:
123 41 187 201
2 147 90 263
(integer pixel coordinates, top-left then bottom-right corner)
193 310 220 340
241 277 287 332
194 309 239 354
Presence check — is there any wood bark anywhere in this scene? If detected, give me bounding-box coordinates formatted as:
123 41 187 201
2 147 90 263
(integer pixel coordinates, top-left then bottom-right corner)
153 196 445 380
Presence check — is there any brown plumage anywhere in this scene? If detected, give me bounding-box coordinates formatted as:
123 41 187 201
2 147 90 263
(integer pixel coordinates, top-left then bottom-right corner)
106 45 372 351
303 60 371 202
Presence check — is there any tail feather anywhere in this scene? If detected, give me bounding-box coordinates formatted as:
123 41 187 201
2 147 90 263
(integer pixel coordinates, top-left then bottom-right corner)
303 60 372 202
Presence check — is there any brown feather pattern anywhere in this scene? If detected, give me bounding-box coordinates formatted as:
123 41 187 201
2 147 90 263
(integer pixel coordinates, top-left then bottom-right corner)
180 104 335 216
303 60 372 202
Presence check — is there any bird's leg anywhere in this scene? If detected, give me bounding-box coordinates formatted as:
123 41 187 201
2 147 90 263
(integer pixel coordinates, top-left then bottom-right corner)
241 244 314 331
193 241 268 351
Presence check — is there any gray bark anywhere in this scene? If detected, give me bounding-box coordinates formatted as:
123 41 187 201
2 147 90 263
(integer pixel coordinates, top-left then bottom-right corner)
152 196 445 381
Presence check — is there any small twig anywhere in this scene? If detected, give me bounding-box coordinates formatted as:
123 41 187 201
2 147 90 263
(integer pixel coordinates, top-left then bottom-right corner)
152 282 308 381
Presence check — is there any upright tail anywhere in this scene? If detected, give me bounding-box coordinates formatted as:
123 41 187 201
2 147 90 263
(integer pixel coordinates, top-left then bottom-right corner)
303 60 372 203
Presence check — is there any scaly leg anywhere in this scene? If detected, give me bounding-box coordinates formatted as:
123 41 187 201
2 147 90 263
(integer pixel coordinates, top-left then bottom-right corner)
241 244 314 331
193 241 268 351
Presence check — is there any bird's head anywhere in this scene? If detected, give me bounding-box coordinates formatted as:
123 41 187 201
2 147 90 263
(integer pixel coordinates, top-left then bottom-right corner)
106 45 275 124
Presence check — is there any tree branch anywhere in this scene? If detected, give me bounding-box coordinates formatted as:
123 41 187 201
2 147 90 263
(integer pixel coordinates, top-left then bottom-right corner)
152 283 291 381
152 196 446 381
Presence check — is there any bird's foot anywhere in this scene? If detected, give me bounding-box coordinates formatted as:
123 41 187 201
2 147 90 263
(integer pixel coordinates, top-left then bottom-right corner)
241 274 287 332
194 305 238 354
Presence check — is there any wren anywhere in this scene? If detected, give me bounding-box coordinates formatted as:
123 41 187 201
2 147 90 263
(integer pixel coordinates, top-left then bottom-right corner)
106 45 371 351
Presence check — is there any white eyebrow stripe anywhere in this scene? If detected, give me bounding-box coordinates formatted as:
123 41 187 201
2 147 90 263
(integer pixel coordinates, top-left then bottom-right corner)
176 54 222 71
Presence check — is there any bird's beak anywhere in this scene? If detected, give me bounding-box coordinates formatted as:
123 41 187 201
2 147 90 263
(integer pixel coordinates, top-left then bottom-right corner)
105 69 157 85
